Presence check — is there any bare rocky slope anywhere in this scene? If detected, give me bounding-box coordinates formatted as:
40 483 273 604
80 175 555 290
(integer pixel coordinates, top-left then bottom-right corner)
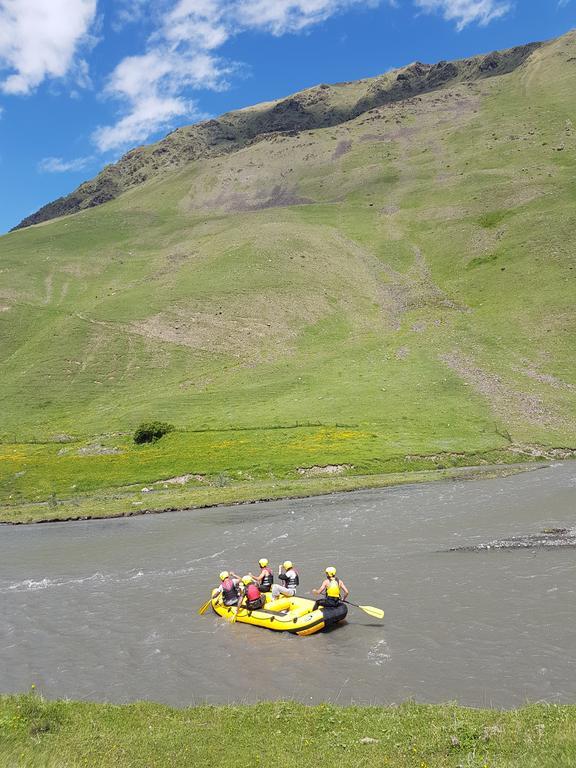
13 41 540 230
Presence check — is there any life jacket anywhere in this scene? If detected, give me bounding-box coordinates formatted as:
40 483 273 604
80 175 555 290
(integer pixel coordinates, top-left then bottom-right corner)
260 566 273 591
282 568 299 590
221 577 239 605
245 582 261 603
326 577 341 599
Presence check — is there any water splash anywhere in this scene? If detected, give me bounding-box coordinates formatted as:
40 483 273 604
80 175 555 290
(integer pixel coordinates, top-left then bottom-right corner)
367 638 390 666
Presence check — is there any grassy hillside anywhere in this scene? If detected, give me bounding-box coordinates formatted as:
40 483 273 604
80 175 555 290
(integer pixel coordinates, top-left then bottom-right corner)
1 33 575 520
2 694 576 768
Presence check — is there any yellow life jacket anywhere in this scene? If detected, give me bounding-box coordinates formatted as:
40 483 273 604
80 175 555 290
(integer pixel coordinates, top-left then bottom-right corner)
326 578 340 599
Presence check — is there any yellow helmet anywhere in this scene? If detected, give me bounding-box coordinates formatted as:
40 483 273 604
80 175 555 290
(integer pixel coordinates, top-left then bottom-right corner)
258 558 269 567
283 560 293 570
242 575 252 585
219 570 229 581
325 566 337 577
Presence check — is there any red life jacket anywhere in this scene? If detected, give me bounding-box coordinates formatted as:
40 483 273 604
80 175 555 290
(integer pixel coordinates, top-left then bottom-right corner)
245 582 261 602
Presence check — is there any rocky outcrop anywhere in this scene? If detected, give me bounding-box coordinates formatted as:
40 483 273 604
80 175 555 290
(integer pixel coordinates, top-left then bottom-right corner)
450 528 576 551
13 41 541 231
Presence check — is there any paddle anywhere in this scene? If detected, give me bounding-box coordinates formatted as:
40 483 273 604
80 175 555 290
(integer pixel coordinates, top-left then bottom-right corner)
198 598 212 615
344 600 384 620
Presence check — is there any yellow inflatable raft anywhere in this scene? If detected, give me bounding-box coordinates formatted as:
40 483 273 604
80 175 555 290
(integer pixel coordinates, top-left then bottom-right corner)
211 590 348 636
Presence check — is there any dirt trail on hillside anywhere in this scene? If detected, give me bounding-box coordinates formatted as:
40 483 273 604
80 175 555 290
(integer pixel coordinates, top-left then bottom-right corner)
440 350 570 430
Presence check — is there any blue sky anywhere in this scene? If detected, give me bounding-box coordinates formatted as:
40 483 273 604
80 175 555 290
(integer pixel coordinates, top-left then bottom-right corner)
0 0 573 233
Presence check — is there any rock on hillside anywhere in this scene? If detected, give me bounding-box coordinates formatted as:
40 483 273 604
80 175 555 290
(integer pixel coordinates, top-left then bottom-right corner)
13 41 540 231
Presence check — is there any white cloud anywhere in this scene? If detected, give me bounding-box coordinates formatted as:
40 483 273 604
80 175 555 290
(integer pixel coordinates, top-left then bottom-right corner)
112 0 152 30
165 0 228 48
414 0 511 30
94 95 194 152
92 45 229 151
0 0 97 95
94 2 232 152
236 0 380 34
38 155 93 173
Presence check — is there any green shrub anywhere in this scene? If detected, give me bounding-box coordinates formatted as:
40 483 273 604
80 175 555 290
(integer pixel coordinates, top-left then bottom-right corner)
477 210 508 229
466 252 500 269
133 421 175 445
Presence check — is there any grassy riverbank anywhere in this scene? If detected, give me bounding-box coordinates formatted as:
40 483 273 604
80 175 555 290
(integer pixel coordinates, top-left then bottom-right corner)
0 451 540 524
0 424 560 524
2 694 576 767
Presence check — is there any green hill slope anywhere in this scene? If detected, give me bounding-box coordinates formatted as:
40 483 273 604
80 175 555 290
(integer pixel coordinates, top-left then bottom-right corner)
1 32 575 519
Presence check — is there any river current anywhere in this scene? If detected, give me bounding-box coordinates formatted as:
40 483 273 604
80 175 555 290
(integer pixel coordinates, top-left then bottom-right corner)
1 463 575 707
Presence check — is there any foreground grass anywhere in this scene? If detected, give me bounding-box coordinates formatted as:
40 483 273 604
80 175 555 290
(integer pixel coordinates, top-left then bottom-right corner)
2 694 576 768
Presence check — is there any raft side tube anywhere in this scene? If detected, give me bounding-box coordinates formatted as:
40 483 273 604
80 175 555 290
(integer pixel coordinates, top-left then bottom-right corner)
319 602 348 627
210 593 339 635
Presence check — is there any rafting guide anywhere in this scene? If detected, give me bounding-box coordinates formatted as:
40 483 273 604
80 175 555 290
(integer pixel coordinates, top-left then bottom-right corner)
312 566 349 610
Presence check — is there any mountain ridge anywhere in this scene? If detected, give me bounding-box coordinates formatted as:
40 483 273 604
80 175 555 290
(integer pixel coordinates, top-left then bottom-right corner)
14 39 541 231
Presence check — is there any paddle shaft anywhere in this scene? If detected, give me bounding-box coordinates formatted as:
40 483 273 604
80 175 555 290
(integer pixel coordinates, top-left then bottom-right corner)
198 598 212 615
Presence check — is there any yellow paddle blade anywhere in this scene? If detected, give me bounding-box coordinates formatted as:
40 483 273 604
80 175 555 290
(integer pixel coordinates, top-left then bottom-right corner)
229 607 239 624
358 605 384 620
197 598 212 615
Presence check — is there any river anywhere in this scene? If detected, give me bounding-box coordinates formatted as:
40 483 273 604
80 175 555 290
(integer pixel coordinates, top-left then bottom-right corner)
1 463 575 707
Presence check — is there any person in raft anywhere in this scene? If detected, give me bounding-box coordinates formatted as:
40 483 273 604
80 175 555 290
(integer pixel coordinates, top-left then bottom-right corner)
271 560 299 599
312 566 349 610
216 570 241 606
251 557 274 593
237 575 265 611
